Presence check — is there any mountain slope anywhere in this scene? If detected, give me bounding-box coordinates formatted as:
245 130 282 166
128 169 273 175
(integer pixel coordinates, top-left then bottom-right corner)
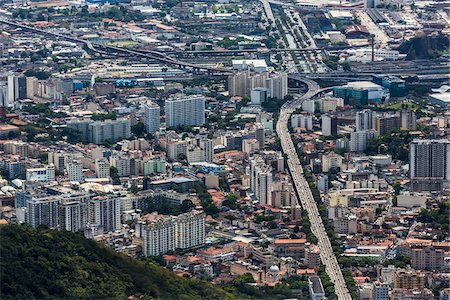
0 225 234 300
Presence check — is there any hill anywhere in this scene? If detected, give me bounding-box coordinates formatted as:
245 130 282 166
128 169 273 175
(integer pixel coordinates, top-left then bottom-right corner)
397 31 449 60
0 225 234 300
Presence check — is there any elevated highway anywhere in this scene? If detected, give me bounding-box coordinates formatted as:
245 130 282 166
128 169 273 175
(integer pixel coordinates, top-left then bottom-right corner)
277 78 352 300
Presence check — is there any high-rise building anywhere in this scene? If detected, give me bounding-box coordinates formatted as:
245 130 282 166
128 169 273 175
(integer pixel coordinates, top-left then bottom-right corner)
267 72 288 100
95 159 110 178
372 281 389 300
4 141 29 157
400 110 417 130
375 114 400 135
89 118 131 145
110 156 131 177
176 210 206 249
322 152 343 172
165 95 205 128
59 201 88 232
199 138 214 162
250 87 268 105
66 161 84 182
356 109 376 131
322 114 338 136
166 139 188 161
228 71 249 97
89 197 121 233
26 197 60 228
142 213 177 257
291 114 313 131
394 269 425 290
350 130 377 152
48 150 72 171
250 156 273 206
144 101 160 134
410 246 446 271
409 139 450 192
141 210 206 257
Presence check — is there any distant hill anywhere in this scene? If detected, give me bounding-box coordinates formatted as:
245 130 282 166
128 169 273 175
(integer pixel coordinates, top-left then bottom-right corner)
0 225 234 300
397 32 449 60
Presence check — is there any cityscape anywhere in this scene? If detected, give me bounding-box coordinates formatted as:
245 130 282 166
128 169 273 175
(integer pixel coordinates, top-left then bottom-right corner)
0 0 448 298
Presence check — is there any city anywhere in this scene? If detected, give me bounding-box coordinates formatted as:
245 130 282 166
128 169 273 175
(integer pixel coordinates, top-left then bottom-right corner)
0 0 449 299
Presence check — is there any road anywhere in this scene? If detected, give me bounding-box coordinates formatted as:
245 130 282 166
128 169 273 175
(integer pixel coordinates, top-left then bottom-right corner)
356 11 390 46
276 78 352 300
0 19 233 75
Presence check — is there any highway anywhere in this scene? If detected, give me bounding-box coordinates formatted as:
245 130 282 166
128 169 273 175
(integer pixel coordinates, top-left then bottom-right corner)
0 19 233 75
276 78 352 300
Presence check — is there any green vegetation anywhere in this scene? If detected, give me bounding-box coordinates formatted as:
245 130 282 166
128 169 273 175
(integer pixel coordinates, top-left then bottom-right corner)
383 253 411 268
222 193 238 209
418 201 449 240
365 131 415 162
24 69 52 80
385 101 419 111
0 225 234 300
195 181 219 217
217 37 248 49
91 112 117 121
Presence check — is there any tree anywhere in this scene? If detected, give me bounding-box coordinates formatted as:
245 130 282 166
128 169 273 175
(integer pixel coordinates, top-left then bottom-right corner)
131 122 145 137
110 166 120 185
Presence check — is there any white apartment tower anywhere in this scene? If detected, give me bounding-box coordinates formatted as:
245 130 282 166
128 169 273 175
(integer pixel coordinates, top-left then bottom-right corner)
176 210 206 249
250 156 273 205
95 159 110 178
165 95 205 128
89 197 121 233
144 101 161 134
66 161 84 182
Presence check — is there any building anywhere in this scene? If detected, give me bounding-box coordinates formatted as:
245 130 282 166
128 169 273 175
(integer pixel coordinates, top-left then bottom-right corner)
144 101 161 134
89 197 121 233
400 110 416 130
375 114 400 135
26 165 56 182
392 289 433 300
167 139 188 161
319 97 344 112
175 210 206 249
95 159 110 178
110 156 131 177
291 114 313 131
308 276 326 300
165 95 205 128
322 152 343 172
372 75 406 97
142 213 177 257
373 281 389 300
142 210 206 257
232 59 268 73
242 139 260 155
90 118 131 145
4 141 29 157
350 130 376 152
143 160 166 175
333 81 389 106
250 156 273 206
428 92 450 107
26 197 60 228
410 246 446 271
409 139 450 192
394 269 425 290
322 114 338 136
66 161 84 182
305 245 321 269
59 201 88 232
267 72 288 100
356 109 376 131
251 87 268 105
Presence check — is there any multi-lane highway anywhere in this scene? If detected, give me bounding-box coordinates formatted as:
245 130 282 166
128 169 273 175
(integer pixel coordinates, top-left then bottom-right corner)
276 78 352 300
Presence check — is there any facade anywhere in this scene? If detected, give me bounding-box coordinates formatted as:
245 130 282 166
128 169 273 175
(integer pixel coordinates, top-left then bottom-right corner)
322 114 338 136
165 95 205 128
250 156 273 206
95 159 110 178
26 165 56 182
409 139 450 192
26 197 60 228
267 72 288 100
410 246 446 271
333 81 389 106
144 101 161 134
59 201 88 232
175 210 206 249
372 75 406 97
142 210 206 257
90 118 131 145
373 281 389 300
375 114 400 135
400 110 416 130
322 152 343 172
250 87 268 105
66 161 84 182
308 276 326 300
291 114 313 131
356 109 376 131
89 197 122 233
350 130 376 152
394 269 425 290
